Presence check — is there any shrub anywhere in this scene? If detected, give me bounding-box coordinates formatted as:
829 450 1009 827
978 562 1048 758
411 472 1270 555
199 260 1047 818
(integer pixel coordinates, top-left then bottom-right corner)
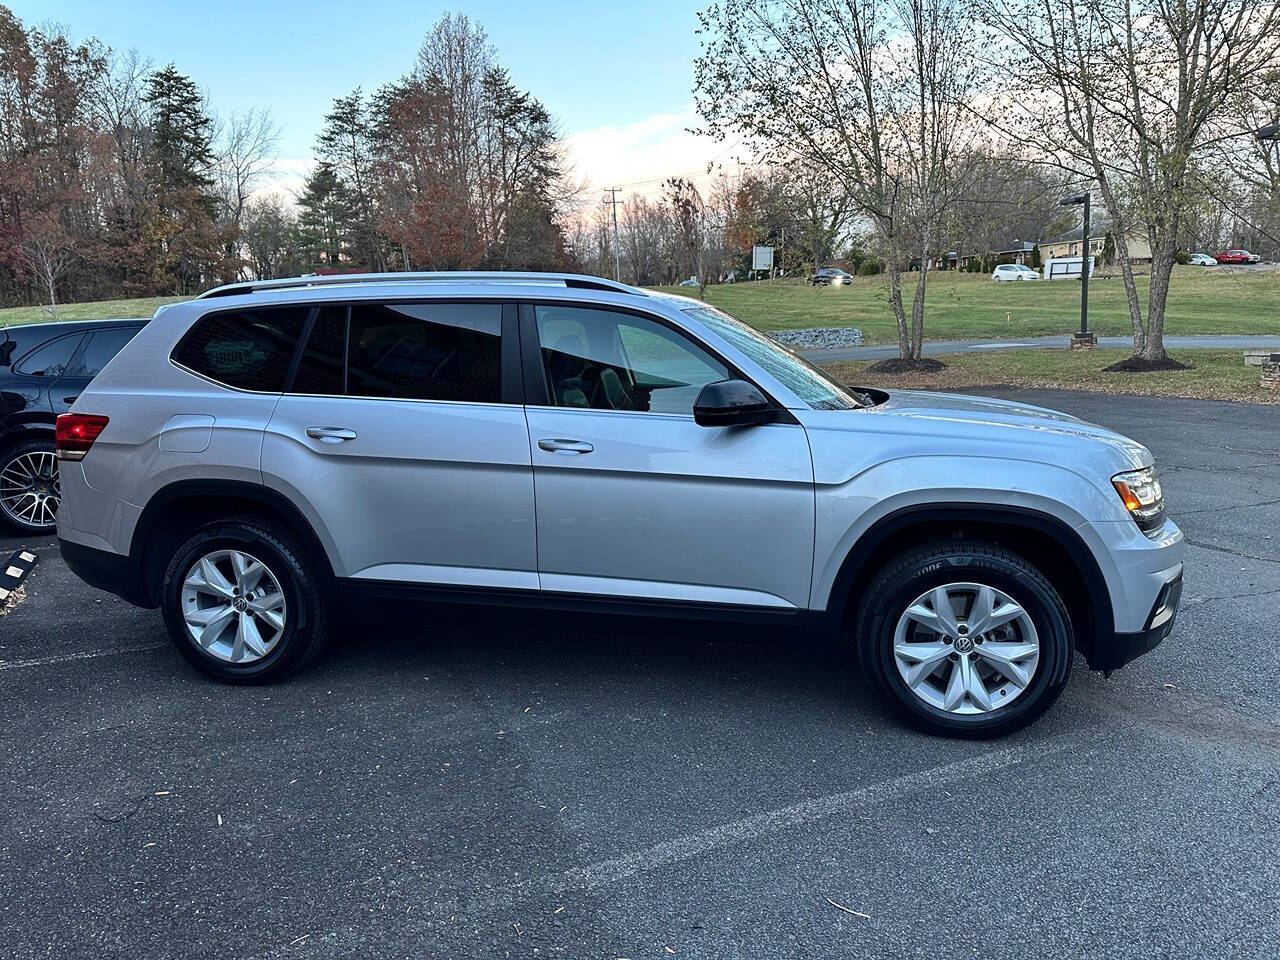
857 260 881 276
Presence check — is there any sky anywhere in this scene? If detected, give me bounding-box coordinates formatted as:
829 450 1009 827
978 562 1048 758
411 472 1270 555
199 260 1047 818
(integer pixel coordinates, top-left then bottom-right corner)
20 0 748 202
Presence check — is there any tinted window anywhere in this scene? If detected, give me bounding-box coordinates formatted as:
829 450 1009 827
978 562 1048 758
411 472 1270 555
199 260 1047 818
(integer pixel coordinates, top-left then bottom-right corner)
535 305 729 415
345 302 502 402
14 334 83 377
65 326 143 378
292 306 347 395
174 308 309 391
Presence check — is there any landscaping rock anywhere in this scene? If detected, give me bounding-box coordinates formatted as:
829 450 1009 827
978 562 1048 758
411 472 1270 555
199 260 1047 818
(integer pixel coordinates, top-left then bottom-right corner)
768 327 864 351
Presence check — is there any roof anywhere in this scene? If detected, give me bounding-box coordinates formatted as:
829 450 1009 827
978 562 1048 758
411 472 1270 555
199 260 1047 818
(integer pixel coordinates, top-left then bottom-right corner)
197 271 646 300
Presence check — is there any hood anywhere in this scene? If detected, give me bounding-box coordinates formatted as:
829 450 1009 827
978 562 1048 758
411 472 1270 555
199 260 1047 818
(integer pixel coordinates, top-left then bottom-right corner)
801 388 1153 483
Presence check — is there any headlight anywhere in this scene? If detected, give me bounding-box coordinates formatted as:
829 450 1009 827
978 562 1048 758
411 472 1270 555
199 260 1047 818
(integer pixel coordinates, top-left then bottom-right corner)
1112 467 1165 533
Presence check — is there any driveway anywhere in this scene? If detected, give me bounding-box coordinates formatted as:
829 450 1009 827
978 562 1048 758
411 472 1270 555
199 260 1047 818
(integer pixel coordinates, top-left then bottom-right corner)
0 390 1276 960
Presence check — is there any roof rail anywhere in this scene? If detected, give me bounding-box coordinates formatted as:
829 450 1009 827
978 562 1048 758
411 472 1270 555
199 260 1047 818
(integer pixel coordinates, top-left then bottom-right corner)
196 272 646 299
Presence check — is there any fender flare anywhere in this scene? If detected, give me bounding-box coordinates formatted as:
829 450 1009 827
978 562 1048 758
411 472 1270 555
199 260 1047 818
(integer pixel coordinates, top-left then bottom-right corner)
822 502 1114 643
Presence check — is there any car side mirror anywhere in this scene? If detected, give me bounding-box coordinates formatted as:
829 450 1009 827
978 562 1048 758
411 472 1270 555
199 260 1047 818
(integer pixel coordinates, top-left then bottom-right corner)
694 379 776 427
0 336 13 367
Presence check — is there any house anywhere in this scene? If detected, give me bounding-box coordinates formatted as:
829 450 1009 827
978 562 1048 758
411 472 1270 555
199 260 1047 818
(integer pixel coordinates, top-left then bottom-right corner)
1039 223 1152 264
936 240 1036 271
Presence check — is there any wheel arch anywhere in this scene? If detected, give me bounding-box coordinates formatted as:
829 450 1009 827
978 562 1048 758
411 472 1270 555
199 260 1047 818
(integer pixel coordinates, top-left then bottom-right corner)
821 503 1114 662
131 479 336 606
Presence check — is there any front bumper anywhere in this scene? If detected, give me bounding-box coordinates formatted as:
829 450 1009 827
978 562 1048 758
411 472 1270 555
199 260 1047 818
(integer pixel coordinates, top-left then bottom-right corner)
1092 563 1183 673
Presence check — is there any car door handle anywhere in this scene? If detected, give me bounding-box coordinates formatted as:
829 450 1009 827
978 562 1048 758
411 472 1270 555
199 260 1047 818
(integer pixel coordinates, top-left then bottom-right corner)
305 426 357 443
538 438 594 454
63 395 80 404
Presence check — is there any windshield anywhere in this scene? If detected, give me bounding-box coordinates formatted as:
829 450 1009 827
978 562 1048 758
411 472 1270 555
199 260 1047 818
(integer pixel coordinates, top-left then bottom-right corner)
679 303 866 410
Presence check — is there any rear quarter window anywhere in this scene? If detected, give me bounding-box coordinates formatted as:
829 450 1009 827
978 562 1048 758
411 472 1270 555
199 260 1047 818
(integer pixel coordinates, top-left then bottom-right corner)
173 308 310 391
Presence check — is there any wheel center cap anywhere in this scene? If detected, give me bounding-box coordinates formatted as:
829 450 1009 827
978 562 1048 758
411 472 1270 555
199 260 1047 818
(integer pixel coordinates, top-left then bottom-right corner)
953 635 974 653
233 597 248 613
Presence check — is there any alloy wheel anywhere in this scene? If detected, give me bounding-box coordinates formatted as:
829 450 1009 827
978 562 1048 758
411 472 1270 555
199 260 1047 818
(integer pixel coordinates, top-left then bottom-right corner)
180 549 288 664
892 581 1040 715
0 450 60 530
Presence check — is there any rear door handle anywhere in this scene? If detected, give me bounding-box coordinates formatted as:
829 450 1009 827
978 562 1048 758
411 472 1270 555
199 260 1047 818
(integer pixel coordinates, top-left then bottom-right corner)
63 395 80 404
538 438 594 455
305 426 357 443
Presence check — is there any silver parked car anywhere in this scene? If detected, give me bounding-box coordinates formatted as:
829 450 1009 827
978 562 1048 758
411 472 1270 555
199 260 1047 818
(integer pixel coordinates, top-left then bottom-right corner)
56 273 1184 736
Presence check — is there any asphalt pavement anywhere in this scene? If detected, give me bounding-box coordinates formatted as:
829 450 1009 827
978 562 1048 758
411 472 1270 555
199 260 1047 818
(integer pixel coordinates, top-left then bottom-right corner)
1 389 1277 960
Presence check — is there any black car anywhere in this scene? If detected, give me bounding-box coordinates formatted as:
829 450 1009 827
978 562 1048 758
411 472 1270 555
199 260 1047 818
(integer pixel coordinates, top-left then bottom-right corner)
809 267 853 286
1 318 146 534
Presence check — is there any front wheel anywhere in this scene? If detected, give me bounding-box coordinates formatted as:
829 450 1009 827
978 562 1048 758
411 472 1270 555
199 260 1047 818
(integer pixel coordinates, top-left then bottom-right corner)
160 518 330 682
855 541 1073 737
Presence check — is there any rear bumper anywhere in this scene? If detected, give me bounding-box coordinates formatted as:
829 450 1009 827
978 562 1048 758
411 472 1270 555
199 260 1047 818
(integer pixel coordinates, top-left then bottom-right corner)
1090 564 1183 673
58 538 154 608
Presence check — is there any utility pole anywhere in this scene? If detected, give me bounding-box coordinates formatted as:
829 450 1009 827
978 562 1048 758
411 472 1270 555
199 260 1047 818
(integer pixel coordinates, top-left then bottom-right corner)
605 187 621 282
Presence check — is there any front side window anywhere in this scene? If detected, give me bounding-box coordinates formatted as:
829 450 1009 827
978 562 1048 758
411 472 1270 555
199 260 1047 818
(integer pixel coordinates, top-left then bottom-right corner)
535 305 729 416
174 308 309 391
14 334 83 377
680 303 865 410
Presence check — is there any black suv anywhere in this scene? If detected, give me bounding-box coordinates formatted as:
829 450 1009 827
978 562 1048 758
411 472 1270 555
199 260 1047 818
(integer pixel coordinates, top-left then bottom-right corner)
1 318 146 534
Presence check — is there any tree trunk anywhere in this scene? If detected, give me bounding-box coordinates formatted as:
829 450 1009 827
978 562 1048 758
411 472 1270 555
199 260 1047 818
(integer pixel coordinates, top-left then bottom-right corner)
1140 244 1177 361
910 252 929 360
887 261 911 359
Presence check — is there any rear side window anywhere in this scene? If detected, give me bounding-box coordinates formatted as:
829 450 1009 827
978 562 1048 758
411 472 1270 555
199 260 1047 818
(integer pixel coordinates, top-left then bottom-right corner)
66 326 143 378
14 333 84 377
296 302 502 402
174 308 309 391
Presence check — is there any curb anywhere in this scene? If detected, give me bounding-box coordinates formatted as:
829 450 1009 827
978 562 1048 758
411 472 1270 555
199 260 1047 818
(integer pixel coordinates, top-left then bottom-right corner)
1 549 38 603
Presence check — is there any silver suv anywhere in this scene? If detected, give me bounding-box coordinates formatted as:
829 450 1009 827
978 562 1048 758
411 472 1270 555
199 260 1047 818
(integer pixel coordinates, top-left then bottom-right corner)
56 273 1184 736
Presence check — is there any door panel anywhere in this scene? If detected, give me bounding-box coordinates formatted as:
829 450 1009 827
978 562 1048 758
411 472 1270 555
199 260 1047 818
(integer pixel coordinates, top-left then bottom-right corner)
264 396 537 585
527 408 814 608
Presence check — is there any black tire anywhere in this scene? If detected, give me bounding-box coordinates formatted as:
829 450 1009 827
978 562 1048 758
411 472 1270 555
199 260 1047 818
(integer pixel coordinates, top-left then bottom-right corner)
160 518 330 682
855 540 1073 738
0 438 60 535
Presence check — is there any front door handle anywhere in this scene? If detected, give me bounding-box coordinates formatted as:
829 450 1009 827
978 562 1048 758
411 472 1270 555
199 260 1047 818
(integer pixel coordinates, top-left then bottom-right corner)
538 438 594 455
306 426 357 443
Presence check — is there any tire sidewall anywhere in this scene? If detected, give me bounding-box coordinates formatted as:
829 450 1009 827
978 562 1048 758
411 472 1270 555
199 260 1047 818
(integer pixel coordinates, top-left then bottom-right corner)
161 524 310 681
862 549 1071 736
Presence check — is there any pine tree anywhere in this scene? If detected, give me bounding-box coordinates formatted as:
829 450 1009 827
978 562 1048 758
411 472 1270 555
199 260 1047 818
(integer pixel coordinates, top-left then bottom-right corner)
296 164 351 268
143 64 215 199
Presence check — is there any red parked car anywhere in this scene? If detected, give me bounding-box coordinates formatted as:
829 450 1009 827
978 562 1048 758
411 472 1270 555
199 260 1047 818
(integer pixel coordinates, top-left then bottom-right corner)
1213 249 1261 264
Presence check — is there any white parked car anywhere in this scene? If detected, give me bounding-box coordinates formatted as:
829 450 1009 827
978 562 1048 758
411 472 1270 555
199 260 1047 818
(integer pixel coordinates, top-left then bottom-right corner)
992 264 1039 282
1188 253 1217 266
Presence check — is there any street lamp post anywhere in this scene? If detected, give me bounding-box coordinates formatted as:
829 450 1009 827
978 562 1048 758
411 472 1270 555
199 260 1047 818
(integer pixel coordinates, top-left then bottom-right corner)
1060 191 1096 349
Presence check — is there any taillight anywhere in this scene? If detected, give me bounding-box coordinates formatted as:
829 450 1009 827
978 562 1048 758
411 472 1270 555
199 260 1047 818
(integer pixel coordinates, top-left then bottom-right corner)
56 414 110 461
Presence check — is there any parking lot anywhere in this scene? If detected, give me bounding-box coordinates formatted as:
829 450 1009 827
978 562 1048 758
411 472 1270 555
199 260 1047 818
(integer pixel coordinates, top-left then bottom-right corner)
1 388 1277 960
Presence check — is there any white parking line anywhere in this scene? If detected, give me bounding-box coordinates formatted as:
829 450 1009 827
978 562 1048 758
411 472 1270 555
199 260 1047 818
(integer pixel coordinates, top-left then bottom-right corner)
260 729 1098 955
0 642 167 672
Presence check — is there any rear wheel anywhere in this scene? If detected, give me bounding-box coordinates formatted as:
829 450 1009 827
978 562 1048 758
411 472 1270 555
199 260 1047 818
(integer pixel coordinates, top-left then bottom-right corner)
160 518 330 682
855 541 1073 738
0 439 60 535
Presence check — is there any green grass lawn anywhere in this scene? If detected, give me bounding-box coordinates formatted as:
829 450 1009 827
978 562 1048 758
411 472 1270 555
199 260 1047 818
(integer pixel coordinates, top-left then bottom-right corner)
0 295 184 327
823 348 1277 404
655 266 1280 342
4 266 1277 347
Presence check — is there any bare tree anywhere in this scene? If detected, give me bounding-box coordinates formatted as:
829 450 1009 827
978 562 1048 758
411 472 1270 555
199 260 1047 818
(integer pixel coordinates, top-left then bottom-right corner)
696 0 982 363
215 108 280 240
984 0 1280 366
665 177 707 297
15 211 78 316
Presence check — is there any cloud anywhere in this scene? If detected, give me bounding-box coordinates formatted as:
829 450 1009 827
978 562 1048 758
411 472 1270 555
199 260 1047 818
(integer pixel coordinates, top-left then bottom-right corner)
562 105 747 199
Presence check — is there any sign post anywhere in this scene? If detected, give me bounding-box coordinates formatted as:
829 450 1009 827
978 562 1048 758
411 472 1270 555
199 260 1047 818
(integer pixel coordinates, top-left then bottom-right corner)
751 245 774 280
